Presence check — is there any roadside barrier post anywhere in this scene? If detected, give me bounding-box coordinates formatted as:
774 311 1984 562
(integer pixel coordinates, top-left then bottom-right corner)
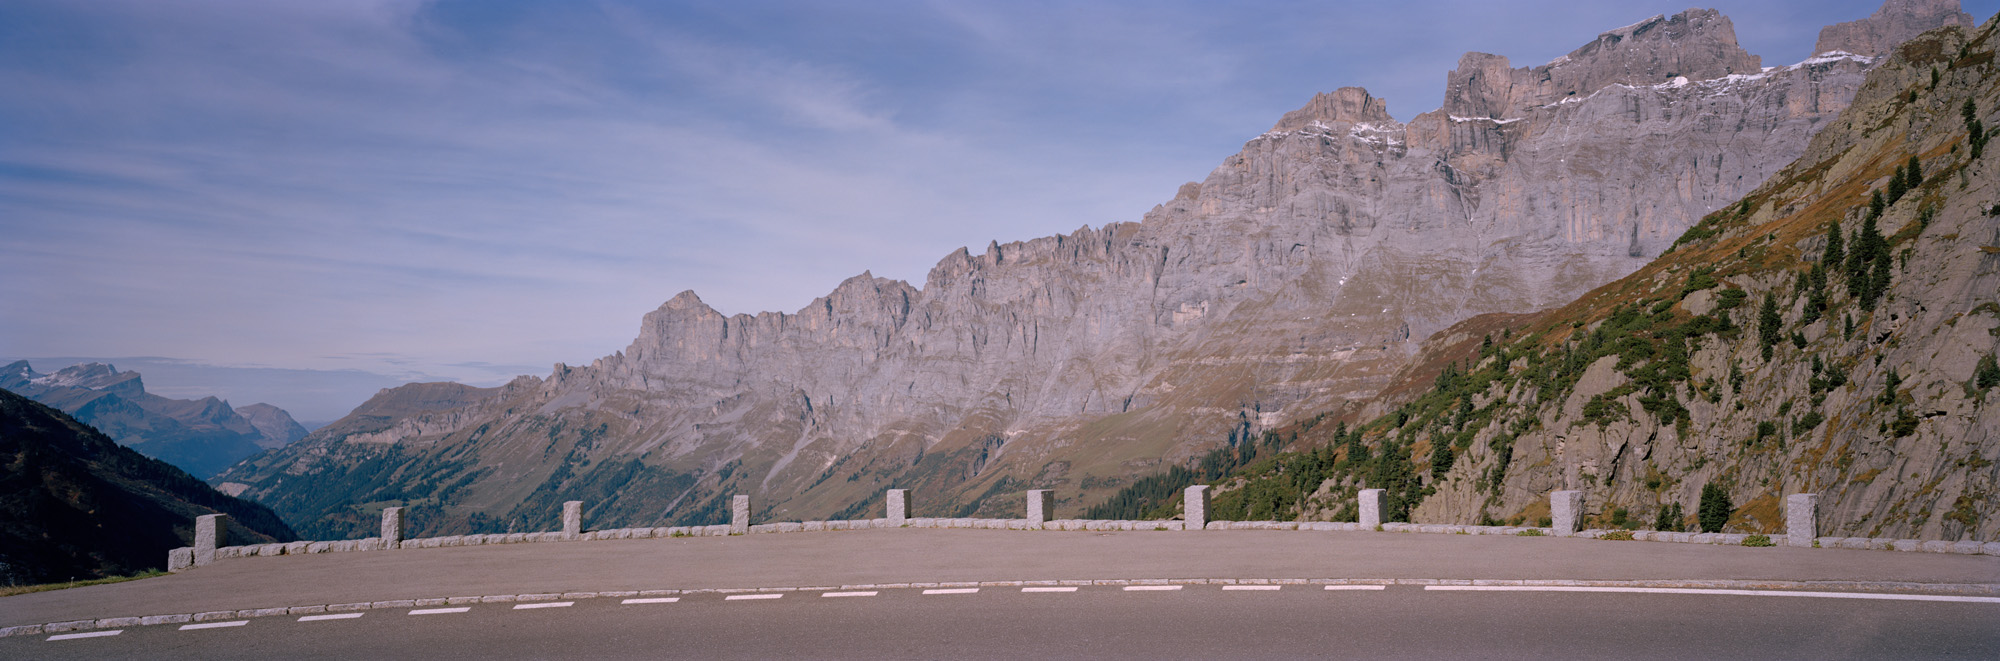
1027 490 1052 527
887 489 909 525
1785 493 1817 547
1185 485 1210 531
732 495 750 534
1551 491 1583 536
1358 489 1384 528
562 500 583 539
193 514 228 567
381 506 405 549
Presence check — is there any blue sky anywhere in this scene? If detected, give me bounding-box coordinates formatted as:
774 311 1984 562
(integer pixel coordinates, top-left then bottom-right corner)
3 0 1992 419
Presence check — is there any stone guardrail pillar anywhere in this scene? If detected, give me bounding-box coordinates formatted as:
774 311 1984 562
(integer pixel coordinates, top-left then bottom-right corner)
381 506 405 549
1358 489 1384 529
1184 485 1210 531
887 489 909 525
731 495 750 534
1551 490 1583 536
193 514 227 567
1027 490 1052 526
563 500 583 539
1785 493 1817 547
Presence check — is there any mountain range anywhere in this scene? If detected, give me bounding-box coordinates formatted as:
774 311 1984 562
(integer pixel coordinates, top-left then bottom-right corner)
3 361 307 479
215 1 1992 542
0 388 294 584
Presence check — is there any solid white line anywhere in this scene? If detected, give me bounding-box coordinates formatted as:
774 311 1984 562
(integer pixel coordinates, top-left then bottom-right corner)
1123 585 1182 591
1022 586 1078 593
179 621 248 630
622 597 681 604
298 613 365 622
1423 585 2000 603
47 630 122 641
923 588 979 595
725 593 784 600
821 591 878 598
513 601 574 609
1324 585 1389 591
1223 585 1282 591
409 607 472 615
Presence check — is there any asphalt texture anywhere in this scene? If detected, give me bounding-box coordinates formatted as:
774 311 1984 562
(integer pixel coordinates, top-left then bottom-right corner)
7 584 1998 659
3 527 1998 658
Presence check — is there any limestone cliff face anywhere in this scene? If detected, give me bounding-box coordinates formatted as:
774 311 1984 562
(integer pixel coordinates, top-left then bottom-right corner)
1383 20 2000 541
2 361 304 479
1815 0 1976 57
219 5 1969 538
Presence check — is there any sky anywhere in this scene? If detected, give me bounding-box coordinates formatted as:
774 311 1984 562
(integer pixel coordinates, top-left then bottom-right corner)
4 0 1994 420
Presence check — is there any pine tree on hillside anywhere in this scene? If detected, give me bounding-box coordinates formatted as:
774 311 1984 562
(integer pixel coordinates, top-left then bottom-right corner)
1698 482 1732 533
1823 221 1845 267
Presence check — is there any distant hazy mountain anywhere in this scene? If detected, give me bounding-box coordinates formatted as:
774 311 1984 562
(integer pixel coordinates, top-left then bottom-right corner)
2 361 306 478
0 388 294 584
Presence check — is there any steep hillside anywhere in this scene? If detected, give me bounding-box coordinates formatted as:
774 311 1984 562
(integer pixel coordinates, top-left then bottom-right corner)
1153 17 2000 542
2 361 306 478
221 3 1966 539
0 389 294 585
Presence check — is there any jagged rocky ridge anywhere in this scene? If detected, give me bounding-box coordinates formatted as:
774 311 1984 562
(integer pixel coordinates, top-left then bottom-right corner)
221 4 1963 538
0 389 294 584
2 361 307 479
1174 17 2000 542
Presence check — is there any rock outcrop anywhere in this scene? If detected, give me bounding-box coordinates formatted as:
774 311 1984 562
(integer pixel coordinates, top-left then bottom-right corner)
2 361 306 478
1815 0 1976 57
219 4 1975 539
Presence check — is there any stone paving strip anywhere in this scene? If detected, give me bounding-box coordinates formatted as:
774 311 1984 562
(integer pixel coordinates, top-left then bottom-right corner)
1423 585 2000 603
15 577 2000 641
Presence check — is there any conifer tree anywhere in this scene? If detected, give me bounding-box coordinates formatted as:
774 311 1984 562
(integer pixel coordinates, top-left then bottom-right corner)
1822 220 1844 266
1906 155 1923 188
1698 482 1732 533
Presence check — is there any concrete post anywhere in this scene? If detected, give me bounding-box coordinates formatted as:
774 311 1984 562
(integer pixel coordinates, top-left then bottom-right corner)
562 500 583 539
731 495 750 534
1551 490 1583 536
1358 489 1384 528
1785 493 1818 547
193 514 228 566
380 506 405 549
886 489 909 525
1184 485 1210 531
1026 490 1053 526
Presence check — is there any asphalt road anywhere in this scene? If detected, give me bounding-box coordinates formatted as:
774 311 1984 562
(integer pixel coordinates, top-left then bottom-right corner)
6 528 1997 628
7 583 1997 659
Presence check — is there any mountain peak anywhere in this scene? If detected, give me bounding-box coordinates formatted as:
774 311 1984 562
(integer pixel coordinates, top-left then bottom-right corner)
1445 7 1758 119
1815 0 1976 57
1271 87 1394 131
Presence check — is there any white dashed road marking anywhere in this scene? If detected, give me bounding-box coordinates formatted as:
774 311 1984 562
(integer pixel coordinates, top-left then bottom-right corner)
47 630 122 641
1123 585 1182 591
409 607 472 615
821 591 878 597
622 597 680 604
923 588 979 595
1423 585 2000 603
725 594 784 601
1325 585 1388 591
1223 585 1282 591
299 613 364 622
1022 587 1078 593
179 621 248 630
513 602 574 609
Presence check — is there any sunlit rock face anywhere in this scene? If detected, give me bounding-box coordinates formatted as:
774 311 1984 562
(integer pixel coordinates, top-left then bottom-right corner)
219 4 1964 537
